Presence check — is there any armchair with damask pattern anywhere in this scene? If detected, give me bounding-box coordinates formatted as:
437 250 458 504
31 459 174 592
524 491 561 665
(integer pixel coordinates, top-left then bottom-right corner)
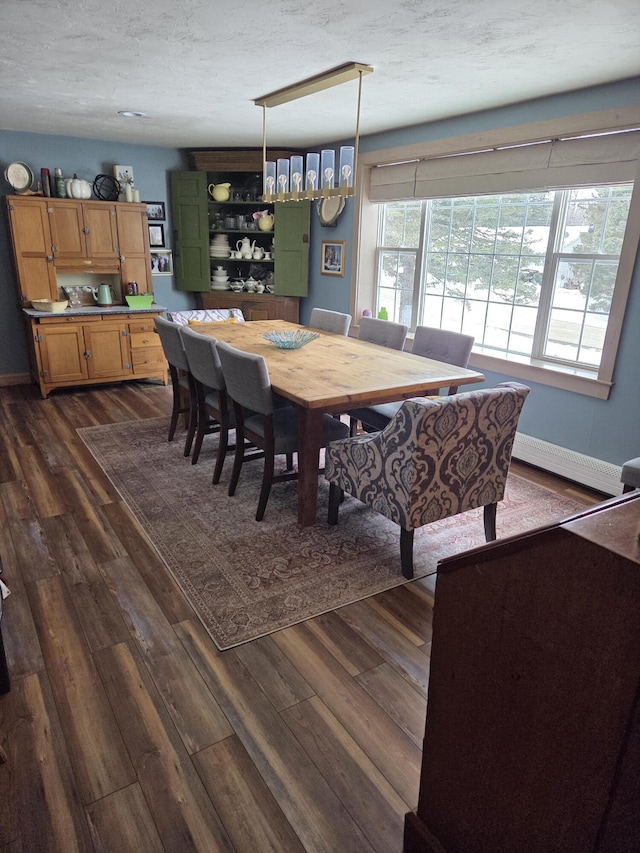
325 382 530 579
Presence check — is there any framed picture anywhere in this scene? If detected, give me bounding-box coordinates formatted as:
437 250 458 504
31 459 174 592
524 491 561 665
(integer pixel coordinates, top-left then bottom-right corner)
113 164 134 187
145 201 165 221
321 240 345 276
150 249 173 275
148 224 165 247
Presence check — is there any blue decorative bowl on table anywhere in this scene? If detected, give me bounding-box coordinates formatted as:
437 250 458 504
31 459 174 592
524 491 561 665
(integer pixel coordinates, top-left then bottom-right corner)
262 330 320 349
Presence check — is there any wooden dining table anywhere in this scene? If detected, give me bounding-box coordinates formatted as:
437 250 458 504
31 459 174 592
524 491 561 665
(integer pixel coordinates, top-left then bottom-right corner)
198 319 485 526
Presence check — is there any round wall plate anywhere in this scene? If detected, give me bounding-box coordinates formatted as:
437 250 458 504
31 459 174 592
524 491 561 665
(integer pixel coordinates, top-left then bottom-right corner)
317 195 346 226
4 161 33 192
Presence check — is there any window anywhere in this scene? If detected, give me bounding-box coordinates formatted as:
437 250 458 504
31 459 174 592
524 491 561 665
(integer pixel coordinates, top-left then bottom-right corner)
376 183 634 374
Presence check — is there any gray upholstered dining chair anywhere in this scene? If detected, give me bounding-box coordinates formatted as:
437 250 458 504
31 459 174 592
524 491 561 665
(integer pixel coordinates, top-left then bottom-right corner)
358 315 408 350
326 382 530 579
216 341 349 521
349 326 475 434
621 457 640 492
308 308 352 336
179 326 236 483
154 316 194 453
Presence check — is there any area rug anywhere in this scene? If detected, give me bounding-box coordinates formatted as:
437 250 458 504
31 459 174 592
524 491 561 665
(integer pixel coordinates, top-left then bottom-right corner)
78 417 584 650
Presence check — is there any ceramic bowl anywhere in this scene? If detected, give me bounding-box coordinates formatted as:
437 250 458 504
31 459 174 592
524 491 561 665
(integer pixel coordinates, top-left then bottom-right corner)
31 298 69 313
262 330 320 349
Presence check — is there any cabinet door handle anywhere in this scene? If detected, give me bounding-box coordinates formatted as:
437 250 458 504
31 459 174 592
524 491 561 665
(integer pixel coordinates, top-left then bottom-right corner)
82 226 89 235
83 351 91 359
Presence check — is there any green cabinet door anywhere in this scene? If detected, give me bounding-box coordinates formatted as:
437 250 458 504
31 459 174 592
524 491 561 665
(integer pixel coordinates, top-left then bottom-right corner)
274 201 310 297
170 171 209 292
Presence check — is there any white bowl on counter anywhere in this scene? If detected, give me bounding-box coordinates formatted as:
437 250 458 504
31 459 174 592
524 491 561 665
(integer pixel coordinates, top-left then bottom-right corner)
31 299 69 313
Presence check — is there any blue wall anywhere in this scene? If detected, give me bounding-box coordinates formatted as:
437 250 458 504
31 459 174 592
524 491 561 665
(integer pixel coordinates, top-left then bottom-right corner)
1 78 639 468
0 130 191 375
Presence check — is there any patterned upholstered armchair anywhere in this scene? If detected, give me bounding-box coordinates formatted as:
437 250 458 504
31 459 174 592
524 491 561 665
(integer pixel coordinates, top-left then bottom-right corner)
325 382 530 579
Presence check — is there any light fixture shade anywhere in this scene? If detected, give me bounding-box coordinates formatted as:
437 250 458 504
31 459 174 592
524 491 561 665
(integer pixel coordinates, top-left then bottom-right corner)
290 156 304 193
264 161 276 197
321 150 335 190
306 153 320 192
276 159 289 194
339 146 355 187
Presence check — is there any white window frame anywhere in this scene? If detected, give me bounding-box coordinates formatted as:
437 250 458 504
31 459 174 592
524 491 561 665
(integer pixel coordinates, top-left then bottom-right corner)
350 106 640 400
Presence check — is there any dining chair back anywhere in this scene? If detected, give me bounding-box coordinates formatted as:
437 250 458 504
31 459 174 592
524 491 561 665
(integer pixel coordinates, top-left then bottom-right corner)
327 382 530 579
179 326 235 482
358 316 408 350
154 316 194 451
349 325 476 434
308 308 352 336
166 308 245 325
216 341 348 520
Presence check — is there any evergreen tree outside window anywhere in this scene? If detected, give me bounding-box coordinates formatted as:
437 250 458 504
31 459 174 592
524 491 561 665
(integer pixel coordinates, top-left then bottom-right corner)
375 183 633 372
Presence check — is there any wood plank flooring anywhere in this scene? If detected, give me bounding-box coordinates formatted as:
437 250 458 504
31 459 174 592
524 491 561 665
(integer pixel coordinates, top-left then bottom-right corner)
0 381 606 852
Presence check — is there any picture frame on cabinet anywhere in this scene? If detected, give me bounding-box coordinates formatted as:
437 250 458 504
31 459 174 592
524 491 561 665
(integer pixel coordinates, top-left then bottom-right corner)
321 240 345 276
150 249 173 275
148 224 165 247
145 201 165 221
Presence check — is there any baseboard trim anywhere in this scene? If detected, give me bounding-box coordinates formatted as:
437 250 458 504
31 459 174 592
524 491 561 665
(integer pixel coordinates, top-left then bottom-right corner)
0 373 31 387
513 433 622 496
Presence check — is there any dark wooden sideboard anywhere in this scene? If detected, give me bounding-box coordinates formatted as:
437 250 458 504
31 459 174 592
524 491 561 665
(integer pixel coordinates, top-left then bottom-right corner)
198 292 299 323
405 490 640 853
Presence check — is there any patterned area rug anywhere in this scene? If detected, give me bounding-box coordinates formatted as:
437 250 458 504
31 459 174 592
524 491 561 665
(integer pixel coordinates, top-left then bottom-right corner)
78 417 583 650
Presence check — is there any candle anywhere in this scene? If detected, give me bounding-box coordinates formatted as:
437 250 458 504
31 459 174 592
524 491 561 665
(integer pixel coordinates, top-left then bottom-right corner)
124 183 133 202
132 189 140 203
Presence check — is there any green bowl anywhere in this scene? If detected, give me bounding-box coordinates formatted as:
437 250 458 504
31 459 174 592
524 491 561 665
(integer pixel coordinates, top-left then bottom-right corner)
125 294 154 309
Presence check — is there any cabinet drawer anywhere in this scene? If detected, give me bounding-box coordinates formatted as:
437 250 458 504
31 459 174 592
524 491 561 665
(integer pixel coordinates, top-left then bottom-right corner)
132 347 165 372
38 314 101 325
130 330 161 349
128 318 158 334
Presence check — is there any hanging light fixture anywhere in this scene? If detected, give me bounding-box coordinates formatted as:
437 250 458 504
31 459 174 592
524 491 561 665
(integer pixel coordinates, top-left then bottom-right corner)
254 62 373 203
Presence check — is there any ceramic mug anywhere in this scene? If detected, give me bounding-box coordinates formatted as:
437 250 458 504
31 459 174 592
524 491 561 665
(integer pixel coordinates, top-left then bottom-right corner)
265 285 275 294
254 283 265 293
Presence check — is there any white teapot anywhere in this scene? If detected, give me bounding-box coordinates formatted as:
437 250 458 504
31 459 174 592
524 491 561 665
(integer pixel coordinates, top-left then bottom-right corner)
236 237 255 259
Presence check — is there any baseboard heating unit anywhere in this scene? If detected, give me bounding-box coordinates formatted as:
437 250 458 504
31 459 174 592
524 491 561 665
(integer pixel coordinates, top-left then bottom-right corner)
513 433 623 496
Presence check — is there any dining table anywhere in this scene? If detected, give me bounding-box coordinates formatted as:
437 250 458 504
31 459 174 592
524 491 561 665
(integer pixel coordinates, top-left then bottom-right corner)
198 319 485 526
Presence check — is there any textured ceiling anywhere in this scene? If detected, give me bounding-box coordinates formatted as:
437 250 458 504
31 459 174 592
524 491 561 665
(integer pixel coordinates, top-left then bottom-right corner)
1 0 639 150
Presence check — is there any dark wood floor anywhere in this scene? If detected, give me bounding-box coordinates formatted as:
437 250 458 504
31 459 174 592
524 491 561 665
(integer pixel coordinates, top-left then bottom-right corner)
0 381 607 852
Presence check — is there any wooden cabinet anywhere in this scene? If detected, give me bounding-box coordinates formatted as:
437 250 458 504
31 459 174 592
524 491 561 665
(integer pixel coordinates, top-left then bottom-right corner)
115 204 153 293
170 170 310 297
27 311 166 398
405 492 640 853
5 195 152 304
48 199 119 268
199 292 300 323
4 195 57 302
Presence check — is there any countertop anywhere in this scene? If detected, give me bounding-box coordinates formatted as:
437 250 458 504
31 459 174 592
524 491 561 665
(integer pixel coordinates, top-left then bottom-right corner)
23 304 166 318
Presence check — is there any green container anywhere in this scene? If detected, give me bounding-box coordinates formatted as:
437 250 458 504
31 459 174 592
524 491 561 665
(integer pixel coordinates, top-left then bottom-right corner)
125 294 154 309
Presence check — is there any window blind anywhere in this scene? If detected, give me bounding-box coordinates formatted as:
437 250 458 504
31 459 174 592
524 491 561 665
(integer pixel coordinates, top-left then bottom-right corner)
368 130 640 202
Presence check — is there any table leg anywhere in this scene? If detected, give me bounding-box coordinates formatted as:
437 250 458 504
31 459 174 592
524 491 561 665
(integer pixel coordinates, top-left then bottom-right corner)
297 408 323 526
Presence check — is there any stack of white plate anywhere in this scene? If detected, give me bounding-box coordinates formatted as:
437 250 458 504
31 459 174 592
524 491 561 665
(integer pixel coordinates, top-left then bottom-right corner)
209 234 230 258
211 273 230 291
